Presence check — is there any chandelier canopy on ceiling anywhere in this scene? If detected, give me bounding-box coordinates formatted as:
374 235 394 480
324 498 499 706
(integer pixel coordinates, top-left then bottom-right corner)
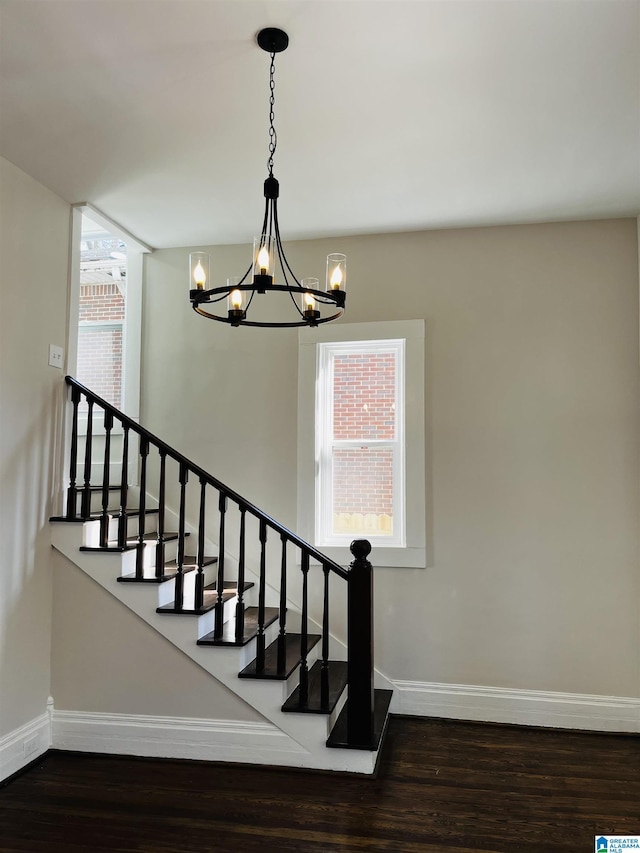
189 27 347 329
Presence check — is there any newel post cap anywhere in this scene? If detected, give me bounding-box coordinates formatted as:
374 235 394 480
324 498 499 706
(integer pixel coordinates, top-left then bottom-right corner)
349 539 372 561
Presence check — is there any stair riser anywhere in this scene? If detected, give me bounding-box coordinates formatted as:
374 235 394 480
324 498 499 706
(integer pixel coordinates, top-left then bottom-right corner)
123 513 160 538
283 642 322 695
81 515 157 547
69 481 140 516
234 617 281 669
132 542 185 572
160 591 236 632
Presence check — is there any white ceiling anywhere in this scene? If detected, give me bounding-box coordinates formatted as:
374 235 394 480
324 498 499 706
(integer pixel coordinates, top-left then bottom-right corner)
1 0 639 249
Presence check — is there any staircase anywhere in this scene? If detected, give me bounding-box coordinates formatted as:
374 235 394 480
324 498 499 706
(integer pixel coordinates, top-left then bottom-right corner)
50 377 392 774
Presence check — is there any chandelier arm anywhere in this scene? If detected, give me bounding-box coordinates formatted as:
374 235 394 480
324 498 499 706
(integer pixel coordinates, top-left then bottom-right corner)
205 292 229 305
273 227 293 290
267 199 275 247
287 284 306 318
271 202 291 289
272 200 302 288
258 196 270 246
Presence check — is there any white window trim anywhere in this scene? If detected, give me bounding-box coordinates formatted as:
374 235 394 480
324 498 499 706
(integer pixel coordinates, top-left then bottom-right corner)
298 319 426 569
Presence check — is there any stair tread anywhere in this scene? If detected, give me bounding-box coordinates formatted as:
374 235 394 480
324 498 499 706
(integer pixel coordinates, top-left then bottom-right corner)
197 607 279 647
326 688 393 751
239 632 321 680
79 531 185 553
117 555 220 584
88 508 159 519
164 555 218 569
203 579 252 592
49 515 86 523
118 569 180 584
156 587 237 616
282 660 348 714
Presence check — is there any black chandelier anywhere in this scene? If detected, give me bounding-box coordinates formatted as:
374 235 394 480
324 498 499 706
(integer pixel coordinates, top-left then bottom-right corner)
189 28 346 328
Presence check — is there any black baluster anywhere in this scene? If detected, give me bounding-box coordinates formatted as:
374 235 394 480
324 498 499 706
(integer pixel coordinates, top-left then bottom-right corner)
255 520 268 672
80 399 93 519
155 451 167 580
235 507 247 643
135 437 148 578
321 562 330 708
117 425 129 549
66 385 81 519
194 478 206 611
100 409 113 547
347 539 374 747
174 462 188 610
214 493 227 638
298 550 310 705
276 534 287 673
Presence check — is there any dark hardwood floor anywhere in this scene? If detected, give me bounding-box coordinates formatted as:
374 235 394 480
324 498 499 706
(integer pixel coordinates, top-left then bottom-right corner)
1 716 638 852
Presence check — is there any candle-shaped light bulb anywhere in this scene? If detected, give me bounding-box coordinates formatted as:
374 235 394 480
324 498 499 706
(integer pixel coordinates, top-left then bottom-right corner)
304 293 316 311
230 289 243 310
257 246 270 274
330 266 343 290
193 261 206 289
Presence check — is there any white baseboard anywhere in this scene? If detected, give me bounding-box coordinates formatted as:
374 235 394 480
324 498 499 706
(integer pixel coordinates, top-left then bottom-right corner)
51 709 312 767
0 702 52 784
390 680 640 733
10 685 633 785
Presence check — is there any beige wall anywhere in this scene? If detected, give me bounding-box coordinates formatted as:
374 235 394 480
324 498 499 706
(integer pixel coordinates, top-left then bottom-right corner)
0 157 69 735
142 219 640 698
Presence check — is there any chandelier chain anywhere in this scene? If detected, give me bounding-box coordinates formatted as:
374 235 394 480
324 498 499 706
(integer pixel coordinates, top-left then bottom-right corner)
267 52 277 176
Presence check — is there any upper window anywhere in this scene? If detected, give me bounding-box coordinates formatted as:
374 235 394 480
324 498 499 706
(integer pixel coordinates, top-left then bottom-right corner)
298 320 426 568
68 203 151 426
77 216 127 408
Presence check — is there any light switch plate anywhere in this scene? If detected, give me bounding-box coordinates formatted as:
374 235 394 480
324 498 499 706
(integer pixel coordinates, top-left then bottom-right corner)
49 344 64 369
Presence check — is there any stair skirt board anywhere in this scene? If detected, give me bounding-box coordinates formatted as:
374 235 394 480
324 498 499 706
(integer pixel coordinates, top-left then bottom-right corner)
51 710 304 765
49 709 383 772
50 522 385 774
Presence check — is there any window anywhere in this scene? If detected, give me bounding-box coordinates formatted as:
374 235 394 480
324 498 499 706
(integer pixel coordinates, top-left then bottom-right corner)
68 204 151 425
298 320 426 568
77 219 127 408
316 339 405 547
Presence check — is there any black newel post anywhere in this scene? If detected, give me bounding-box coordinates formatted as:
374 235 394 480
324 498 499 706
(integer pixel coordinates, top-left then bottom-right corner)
347 539 374 747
